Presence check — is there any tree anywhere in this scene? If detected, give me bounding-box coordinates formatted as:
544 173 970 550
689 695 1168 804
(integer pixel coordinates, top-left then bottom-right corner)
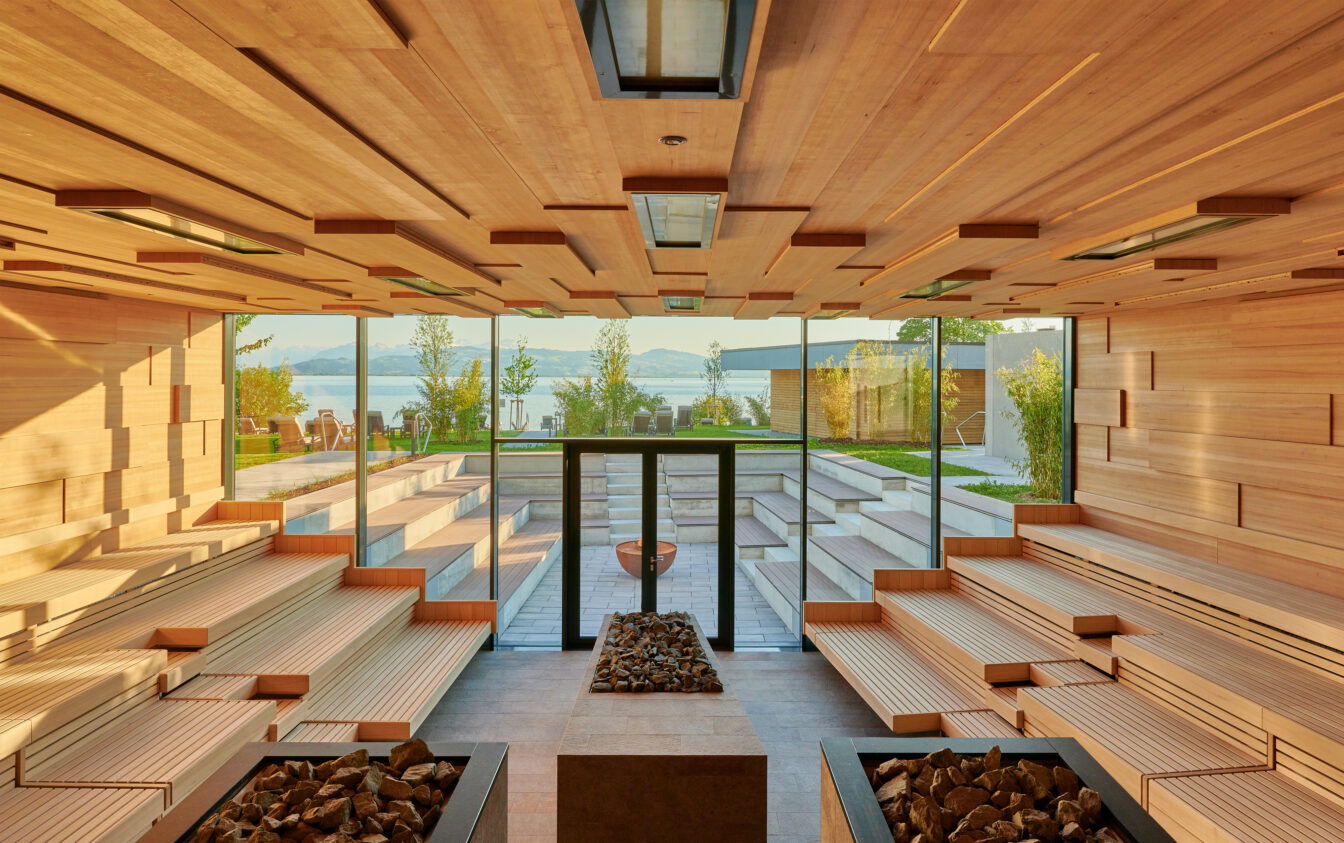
814 357 853 439
552 376 605 435
897 317 1010 344
500 338 539 430
237 361 308 422
234 313 272 356
409 315 455 442
697 341 737 424
904 346 960 446
592 321 634 432
847 340 902 435
998 349 1063 500
449 358 487 443
744 386 771 427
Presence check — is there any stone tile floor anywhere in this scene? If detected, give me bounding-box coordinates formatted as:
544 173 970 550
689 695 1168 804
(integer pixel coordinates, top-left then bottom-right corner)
500 542 796 647
415 649 891 842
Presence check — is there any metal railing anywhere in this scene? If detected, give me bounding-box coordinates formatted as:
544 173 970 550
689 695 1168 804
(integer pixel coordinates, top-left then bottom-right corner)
955 410 985 448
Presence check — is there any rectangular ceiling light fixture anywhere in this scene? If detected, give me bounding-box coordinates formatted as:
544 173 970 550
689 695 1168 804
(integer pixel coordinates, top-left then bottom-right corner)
633 193 721 249
371 267 469 297
1063 197 1290 261
507 300 562 318
900 278 975 299
574 0 756 99
55 190 302 256
661 294 703 312
810 303 857 320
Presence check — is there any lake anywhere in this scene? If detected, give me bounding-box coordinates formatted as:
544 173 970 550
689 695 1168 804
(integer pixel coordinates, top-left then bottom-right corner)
290 374 771 429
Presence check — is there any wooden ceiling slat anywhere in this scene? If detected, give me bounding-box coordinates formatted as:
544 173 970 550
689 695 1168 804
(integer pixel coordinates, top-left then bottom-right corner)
170 0 406 49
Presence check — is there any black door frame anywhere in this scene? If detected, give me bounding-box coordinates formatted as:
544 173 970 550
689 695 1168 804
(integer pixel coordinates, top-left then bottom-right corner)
561 439 736 651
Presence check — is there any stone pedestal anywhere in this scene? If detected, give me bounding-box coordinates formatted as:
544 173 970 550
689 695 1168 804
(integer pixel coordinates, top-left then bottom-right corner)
556 614 767 842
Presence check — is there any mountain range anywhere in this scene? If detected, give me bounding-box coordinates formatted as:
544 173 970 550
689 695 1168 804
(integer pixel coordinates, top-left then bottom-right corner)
246 342 710 378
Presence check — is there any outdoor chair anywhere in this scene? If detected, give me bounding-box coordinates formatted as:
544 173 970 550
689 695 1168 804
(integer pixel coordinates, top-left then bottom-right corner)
367 411 386 435
238 417 260 436
654 410 674 436
676 405 692 429
541 415 554 434
274 418 311 453
632 412 652 435
315 414 352 450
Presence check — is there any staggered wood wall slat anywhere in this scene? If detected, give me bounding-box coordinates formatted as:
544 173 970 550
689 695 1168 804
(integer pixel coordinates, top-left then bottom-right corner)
1075 296 1344 590
0 287 225 584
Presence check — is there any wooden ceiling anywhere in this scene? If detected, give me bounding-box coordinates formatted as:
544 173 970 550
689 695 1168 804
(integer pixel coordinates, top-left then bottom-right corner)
1 0 1343 320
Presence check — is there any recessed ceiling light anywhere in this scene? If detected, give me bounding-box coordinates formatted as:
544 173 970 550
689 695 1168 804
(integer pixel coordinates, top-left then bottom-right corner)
371 268 469 297
1063 198 1290 261
901 278 975 299
507 300 562 318
661 294 702 312
574 0 757 99
632 193 721 249
658 135 688 146
55 190 303 256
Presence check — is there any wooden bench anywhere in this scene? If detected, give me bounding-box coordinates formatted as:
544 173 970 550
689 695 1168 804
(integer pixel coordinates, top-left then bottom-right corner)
198 584 418 695
0 519 277 637
0 785 164 842
875 585 1075 683
1018 682 1268 806
748 491 833 525
862 508 967 543
22 699 276 808
1019 520 1344 654
1149 769 1344 843
756 560 851 604
735 516 787 548
286 618 491 741
803 609 998 733
443 518 560 606
940 710 1022 738
809 534 913 584
781 469 880 503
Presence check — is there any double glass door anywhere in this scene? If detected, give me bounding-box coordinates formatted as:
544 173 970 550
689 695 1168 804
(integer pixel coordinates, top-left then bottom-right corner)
561 440 735 649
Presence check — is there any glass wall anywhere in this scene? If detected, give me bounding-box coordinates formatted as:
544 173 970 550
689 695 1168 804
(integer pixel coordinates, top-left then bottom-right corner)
231 314 356 503
226 309 1071 649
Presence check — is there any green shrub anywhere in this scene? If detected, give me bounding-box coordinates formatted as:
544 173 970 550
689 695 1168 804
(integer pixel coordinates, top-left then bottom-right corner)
997 348 1063 500
744 387 770 427
905 346 960 445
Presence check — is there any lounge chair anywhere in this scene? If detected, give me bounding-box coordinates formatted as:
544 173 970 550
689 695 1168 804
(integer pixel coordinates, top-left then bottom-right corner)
274 417 311 453
315 414 351 450
367 411 385 435
631 412 652 435
654 409 674 436
238 417 260 436
541 415 553 435
676 405 692 429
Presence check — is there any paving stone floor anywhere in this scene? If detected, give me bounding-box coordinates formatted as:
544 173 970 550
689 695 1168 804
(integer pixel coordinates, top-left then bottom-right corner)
415 649 891 842
500 542 795 647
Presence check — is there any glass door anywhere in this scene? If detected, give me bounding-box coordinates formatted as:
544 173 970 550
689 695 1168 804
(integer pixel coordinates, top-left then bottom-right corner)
561 440 735 650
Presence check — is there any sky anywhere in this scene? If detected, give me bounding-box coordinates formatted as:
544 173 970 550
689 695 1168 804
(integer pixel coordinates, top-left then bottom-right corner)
239 314 1052 355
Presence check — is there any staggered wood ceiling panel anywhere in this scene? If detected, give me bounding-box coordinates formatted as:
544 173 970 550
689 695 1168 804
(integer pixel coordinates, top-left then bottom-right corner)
0 0 1340 319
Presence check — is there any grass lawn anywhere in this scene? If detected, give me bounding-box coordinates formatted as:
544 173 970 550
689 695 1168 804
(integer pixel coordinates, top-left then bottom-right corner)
958 480 1060 505
235 452 297 469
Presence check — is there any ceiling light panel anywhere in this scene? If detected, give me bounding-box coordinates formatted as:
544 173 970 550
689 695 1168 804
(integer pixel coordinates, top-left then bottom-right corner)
56 190 303 256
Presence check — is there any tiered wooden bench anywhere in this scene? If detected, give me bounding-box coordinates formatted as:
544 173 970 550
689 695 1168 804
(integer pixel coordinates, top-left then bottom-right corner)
0 502 494 840
1148 770 1344 843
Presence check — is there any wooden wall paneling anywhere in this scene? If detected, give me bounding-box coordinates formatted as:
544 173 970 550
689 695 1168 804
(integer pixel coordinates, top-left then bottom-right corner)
1128 389 1331 444
1241 485 1344 549
0 481 63 539
1226 287 1344 348
1075 459 1238 524
1335 396 1344 445
1076 317 1108 356
1106 427 1149 467
1075 351 1152 390
1148 430 1344 500
1106 308 1233 353
1152 344 1344 393
1075 424 1108 462
1073 389 1123 426
0 285 116 344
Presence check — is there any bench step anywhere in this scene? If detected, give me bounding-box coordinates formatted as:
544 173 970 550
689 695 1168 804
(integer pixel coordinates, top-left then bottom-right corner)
748 491 833 525
736 516 787 548
329 475 489 561
387 498 527 583
948 554 1129 636
24 699 275 807
199 585 418 695
1149 770 1344 843
0 520 277 637
296 619 489 741
862 508 966 543
805 620 987 732
876 587 1075 683
1019 682 1267 804
809 535 913 583
940 709 1021 738
0 785 163 843
781 469 881 502
1020 522 1344 653
757 560 851 604
0 649 166 757
444 519 560 606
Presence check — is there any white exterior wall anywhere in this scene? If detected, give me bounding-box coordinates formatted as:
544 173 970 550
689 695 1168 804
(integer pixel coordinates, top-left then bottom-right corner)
984 329 1066 462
